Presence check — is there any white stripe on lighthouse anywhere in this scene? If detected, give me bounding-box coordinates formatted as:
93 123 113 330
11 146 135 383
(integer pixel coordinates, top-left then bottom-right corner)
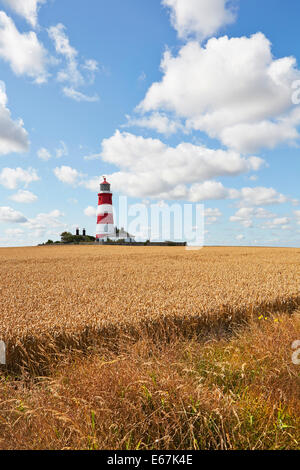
97 204 113 216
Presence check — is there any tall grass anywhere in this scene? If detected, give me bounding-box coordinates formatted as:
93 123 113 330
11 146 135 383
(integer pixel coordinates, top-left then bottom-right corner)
0 311 299 450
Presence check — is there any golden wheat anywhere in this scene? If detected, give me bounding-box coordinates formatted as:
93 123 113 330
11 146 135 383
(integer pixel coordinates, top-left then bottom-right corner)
0 246 299 372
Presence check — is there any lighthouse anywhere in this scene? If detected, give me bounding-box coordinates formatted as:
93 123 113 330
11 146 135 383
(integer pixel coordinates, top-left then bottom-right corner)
96 177 115 241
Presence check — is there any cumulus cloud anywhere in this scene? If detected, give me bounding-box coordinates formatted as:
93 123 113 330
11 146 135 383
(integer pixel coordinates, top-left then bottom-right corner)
0 81 29 155
204 207 222 224
1 0 47 28
269 217 289 225
9 189 38 203
236 187 288 207
124 112 185 135
37 141 68 161
260 217 291 230
54 165 83 186
0 206 27 223
230 207 280 228
187 181 235 202
162 0 236 41
37 147 51 161
23 209 66 237
88 130 263 199
0 167 39 189
139 33 300 153
0 11 48 83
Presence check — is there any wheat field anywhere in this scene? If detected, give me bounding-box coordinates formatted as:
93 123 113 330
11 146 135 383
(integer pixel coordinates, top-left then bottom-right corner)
0 245 299 449
0 245 299 373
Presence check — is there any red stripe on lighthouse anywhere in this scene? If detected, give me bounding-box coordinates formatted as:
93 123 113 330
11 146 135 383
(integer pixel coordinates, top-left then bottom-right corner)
97 213 114 224
98 194 112 205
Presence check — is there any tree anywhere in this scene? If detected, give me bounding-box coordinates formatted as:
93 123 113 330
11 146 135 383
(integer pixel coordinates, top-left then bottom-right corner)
60 232 73 244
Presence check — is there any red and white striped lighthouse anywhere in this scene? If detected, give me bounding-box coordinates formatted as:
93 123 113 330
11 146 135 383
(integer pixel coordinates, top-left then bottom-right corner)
96 177 115 241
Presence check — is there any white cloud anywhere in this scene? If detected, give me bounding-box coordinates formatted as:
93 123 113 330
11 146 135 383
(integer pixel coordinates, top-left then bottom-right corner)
236 187 288 206
0 11 48 83
83 59 98 73
254 208 276 219
84 206 97 218
9 189 38 203
188 181 235 202
23 209 65 232
0 167 39 189
83 58 99 84
48 23 99 101
236 234 245 241
219 119 299 154
62 87 99 102
124 112 185 135
204 207 222 224
272 217 290 226
1 0 46 28
89 130 263 199
0 81 29 155
37 141 68 161
230 207 279 228
48 23 83 87
261 217 291 230
139 33 300 153
162 0 236 41
55 140 68 158
0 206 27 223
83 152 102 161
54 165 83 186
37 147 51 161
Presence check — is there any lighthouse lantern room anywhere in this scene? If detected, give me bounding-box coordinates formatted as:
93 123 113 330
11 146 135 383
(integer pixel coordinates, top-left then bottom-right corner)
96 177 115 241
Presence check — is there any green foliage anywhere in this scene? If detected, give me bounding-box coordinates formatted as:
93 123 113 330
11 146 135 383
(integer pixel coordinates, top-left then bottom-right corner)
59 232 96 244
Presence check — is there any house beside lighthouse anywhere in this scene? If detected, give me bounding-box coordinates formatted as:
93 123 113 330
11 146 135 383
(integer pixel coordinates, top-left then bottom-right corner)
96 177 135 243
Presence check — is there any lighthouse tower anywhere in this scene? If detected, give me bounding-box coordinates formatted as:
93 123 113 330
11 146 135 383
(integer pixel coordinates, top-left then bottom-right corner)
96 177 115 241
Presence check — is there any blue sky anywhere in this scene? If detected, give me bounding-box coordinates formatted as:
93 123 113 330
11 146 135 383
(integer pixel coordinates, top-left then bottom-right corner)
0 0 299 247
